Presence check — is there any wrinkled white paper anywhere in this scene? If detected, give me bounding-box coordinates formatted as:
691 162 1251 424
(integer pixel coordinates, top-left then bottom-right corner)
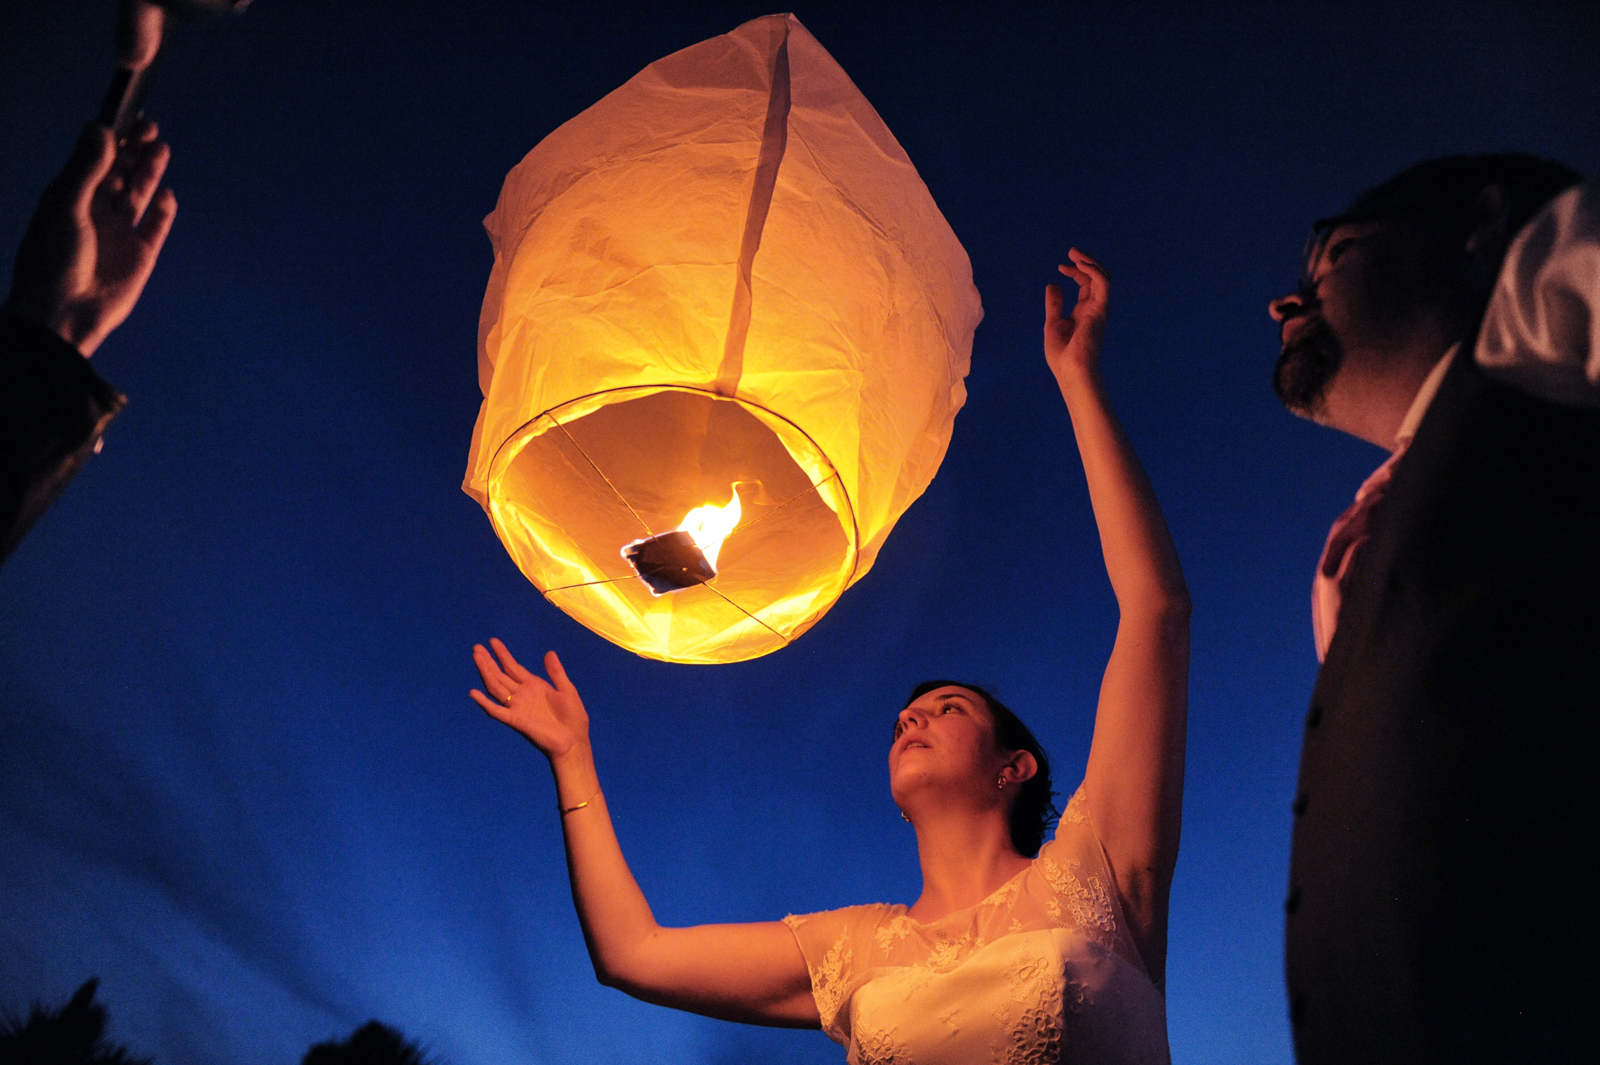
466 14 982 662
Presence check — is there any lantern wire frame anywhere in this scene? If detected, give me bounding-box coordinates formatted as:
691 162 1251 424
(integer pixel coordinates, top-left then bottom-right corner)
486 383 861 664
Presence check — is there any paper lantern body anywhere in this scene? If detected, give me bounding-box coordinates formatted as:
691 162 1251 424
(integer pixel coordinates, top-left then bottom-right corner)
465 14 982 663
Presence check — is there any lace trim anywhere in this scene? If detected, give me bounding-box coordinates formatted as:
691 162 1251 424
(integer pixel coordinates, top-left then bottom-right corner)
855 1023 912 1065
984 875 1024 910
993 949 1064 1065
926 926 976 973
1062 785 1090 825
810 927 852 1033
873 914 915 952
1037 854 1118 939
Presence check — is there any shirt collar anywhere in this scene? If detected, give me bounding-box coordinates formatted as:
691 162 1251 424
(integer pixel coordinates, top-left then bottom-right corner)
1394 345 1457 449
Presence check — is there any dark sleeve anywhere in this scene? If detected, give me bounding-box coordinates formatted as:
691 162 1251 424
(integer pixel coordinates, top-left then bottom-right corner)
0 311 126 565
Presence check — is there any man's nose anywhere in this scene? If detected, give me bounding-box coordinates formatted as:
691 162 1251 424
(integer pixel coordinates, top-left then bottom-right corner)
1270 290 1307 323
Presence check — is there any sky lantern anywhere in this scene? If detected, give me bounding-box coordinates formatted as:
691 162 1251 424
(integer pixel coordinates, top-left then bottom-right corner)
464 13 982 664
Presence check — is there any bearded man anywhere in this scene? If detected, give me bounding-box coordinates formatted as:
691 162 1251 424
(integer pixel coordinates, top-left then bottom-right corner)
1270 156 1598 1063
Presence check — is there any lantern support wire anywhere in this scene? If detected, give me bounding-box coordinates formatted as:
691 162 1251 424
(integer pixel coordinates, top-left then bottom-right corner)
703 582 790 645
722 471 844 540
540 575 638 595
547 413 656 538
541 573 788 645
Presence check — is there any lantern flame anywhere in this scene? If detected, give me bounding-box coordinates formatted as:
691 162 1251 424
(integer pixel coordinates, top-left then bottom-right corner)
676 487 742 570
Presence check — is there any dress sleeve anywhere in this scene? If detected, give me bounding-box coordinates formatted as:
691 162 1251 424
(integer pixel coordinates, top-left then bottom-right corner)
782 904 887 1047
1037 781 1096 859
1477 181 1600 406
1037 783 1152 979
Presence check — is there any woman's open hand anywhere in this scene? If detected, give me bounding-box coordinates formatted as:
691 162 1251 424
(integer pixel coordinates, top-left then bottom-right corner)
1044 248 1110 378
470 640 588 760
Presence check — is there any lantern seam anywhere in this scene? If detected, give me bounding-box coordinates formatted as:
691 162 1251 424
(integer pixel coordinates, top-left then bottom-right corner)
712 25 792 397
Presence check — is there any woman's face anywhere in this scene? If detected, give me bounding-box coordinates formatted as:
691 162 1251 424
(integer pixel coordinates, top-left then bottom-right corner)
889 686 1006 804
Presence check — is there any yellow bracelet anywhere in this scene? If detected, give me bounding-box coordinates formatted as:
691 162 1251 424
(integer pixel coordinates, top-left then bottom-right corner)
558 787 602 816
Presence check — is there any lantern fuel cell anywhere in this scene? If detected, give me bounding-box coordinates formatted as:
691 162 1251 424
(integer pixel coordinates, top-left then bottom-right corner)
622 531 717 595
465 13 982 663
623 485 744 594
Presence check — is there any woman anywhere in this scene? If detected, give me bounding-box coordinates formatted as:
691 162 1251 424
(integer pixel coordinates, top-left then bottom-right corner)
470 250 1189 1064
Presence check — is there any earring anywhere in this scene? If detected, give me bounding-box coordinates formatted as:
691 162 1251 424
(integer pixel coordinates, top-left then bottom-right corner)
900 809 911 822
997 775 1006 789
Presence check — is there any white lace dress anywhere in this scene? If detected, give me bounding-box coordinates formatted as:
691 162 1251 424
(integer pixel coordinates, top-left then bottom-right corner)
782 787 1170 1065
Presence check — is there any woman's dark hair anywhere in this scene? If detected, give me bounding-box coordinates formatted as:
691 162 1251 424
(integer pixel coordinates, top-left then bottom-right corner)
903 681 1058 858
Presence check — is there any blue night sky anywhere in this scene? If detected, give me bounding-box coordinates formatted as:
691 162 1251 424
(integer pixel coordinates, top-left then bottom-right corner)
3 3 1597 1063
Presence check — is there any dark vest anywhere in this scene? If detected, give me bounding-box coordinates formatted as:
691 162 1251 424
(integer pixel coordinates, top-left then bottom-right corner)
1287 347 1600 1063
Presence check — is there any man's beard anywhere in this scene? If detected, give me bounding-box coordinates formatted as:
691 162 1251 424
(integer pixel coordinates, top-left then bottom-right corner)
1272 321 1342 417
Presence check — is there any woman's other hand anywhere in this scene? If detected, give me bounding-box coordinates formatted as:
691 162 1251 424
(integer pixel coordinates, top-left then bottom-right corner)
1044 248 1109 378
470 640 587 760
467 638 817 1026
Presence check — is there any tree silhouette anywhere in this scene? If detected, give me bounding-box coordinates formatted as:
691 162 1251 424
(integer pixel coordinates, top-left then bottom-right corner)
299 1020 440 1065
0 978 152 1065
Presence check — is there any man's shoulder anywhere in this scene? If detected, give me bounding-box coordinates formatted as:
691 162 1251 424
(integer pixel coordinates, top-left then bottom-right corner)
1476 181 1599 407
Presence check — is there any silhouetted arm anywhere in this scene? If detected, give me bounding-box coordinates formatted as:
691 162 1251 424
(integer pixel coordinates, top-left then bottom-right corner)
1045 250 1190 985
1 117 174 564
470 640 819 1026
0 313 125 563
5 119 175 356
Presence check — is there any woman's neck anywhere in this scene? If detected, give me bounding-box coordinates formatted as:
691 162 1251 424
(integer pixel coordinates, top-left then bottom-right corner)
908 807 1032 922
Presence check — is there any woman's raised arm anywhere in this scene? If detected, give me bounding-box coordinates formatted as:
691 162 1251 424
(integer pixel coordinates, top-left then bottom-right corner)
470 639 818 1026
1044 251 1190 984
